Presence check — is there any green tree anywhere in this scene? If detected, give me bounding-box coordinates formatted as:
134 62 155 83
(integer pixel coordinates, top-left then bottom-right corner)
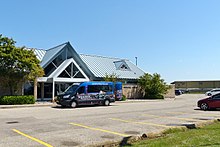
0 34 44 95
104 73 119 82
138 73 170 99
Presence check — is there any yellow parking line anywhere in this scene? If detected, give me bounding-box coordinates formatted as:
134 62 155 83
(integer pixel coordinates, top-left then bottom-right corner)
193 113 220 117
12 129 53 147
142 114 204 122
167 112 220 117
69 122 129 137
109 118 171 128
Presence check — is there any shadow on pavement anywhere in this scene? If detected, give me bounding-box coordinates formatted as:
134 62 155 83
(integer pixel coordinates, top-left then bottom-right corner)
51 105 116 109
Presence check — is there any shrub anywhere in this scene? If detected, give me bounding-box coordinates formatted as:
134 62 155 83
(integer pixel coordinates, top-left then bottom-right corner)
0 95 35 105
138 73 170 99
144 94 164 99
121 95 127 101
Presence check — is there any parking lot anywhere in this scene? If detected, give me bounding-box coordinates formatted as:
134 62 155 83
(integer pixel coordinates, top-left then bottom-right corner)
1 94 220 147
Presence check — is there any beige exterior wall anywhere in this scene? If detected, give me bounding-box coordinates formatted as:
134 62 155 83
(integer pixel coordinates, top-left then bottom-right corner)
122 84 175 99
122 84 143 99
174 81 220 89
164 84 175 98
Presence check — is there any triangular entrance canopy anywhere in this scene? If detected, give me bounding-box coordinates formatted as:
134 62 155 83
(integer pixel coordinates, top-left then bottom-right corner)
37 42 91 83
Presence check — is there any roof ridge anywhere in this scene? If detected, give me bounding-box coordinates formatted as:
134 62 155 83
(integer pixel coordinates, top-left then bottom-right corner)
46 42 69 51
25 47 46 51
80 53 128 60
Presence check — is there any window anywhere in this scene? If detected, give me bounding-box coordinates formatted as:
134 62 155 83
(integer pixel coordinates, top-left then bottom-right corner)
120 64 128 70
65 85 79 94
77 86 85 94
87 85 112 93
199 82 203 85
114 60 131 71
44 62 56 76
212 94 220 99
213 90 220 92
58 62 85 78
44 50 66 76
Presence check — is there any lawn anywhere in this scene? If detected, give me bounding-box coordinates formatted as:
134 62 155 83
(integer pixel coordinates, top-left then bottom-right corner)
124 121 220 147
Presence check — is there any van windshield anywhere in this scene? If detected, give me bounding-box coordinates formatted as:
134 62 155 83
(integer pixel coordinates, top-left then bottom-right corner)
64 85 79 95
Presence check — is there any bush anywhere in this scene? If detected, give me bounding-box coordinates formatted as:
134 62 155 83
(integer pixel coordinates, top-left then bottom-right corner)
0 95 35 105
144 94 164 99
138 73 170 99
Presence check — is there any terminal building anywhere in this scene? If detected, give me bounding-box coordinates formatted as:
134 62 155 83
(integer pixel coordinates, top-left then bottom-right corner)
26 42 145 100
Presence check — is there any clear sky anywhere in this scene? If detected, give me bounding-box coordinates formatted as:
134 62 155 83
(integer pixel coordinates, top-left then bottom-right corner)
1 0 220 83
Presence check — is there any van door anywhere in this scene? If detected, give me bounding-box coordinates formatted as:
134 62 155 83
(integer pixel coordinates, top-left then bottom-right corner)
76 86 87 105
87 85 102 104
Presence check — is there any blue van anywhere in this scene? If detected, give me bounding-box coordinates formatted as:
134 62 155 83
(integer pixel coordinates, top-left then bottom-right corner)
56 82 116 108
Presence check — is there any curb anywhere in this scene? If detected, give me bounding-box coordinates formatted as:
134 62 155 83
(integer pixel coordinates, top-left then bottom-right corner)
0 98 175 109
0 103 55 109
91 119 220 147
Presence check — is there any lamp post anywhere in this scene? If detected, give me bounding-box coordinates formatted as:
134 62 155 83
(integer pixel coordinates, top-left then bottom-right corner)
135 57 138 66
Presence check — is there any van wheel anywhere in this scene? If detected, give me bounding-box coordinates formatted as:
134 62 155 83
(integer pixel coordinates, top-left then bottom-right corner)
70 101 77 108
104 100 110 106
61 105 66 108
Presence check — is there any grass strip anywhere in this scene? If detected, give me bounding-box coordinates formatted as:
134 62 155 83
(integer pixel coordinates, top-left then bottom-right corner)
124 120 220 147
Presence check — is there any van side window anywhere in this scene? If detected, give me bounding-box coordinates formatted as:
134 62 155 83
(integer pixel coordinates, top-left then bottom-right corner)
88 85 100 93
88 85 112 93
77 86 85 94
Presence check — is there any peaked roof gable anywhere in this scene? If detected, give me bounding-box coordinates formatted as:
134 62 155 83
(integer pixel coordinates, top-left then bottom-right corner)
40 42 68 68
114 60 131 71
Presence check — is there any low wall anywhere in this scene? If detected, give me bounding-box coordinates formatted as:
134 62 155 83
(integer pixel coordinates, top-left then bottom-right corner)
123 84 143 99
122 84 175 99
164 84 175 98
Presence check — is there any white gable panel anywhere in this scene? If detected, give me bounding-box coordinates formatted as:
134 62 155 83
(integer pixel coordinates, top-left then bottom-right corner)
48 58 89 81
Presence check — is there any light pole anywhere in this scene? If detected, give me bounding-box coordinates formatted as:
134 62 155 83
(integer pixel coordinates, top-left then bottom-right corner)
135 57 138 66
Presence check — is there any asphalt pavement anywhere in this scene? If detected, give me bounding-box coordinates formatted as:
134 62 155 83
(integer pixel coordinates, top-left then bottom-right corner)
1 94 219 147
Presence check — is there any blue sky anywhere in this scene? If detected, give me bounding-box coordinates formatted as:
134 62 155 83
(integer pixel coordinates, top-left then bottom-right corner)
1 0 220 83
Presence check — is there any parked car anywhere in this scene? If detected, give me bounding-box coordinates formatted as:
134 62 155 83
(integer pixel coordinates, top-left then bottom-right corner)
197 93 220 110
205 88 220 96
175 89 182 95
